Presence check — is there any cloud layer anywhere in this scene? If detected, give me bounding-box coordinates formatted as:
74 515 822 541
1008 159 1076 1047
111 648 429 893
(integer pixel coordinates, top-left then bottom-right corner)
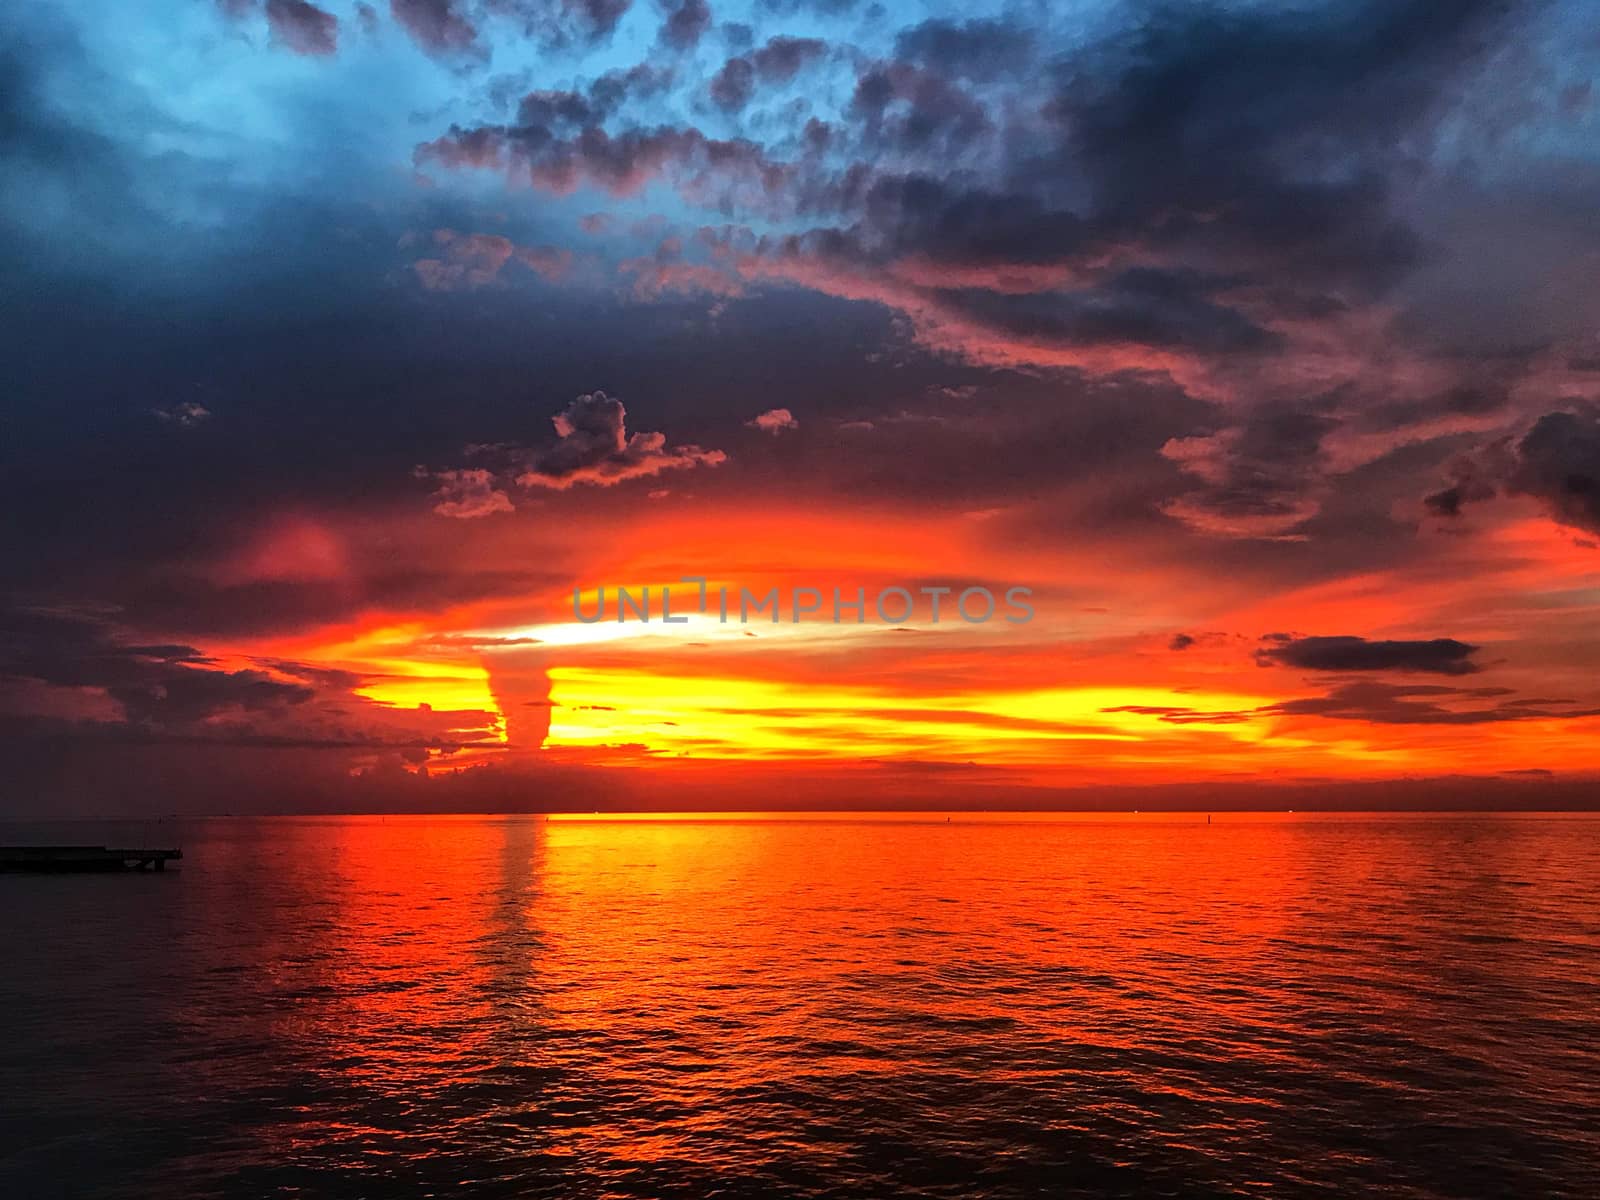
3 0 1599 810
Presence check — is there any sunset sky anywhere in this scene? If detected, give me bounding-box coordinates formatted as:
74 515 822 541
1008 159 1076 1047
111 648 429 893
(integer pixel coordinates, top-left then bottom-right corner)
4 0 1600 813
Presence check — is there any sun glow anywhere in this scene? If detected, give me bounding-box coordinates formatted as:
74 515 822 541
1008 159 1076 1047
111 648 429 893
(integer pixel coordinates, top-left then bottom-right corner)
544 667 1289 763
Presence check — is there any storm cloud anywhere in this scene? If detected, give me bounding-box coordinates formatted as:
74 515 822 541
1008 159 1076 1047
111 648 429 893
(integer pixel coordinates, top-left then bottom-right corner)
515 391 727 489
1256 635 1483 676
0 606 496 749
1427 407 1600 537
4 0 1600 811
265 0 339 55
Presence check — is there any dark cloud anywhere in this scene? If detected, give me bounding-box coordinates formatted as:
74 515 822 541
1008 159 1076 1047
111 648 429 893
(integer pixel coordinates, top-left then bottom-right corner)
515 88 603 130
425 468 514 518
1264 681 1600 726
1161 407 1339 539
1102 704 1252 725
389 0 477 55
939 269 1280 356
659 0 711 51
1156 369 1530 542
749 35 827 82
1509 409 1600 533
710 57 755 112
814 0 1514 298
1426 407 1600 536
850 62 990 154
516 64 674 132
265 0 339 56
572 0 631 38
0 27 151 256
1168 633 1195 651
516 391 727 489
1256 635 1483 676
893 18 1034 81
449 0 1538 404
4 0 1598 816
843 177 1090 277
0 606 498 751
418 121 789 204
413 0 1534 387
1 607 298 733
1369 385 1513 432
828 1 1521 369
490 0 633 44
706 37 826 113
1112 681 1600 727
1050 0 1510 286
587 62 675 113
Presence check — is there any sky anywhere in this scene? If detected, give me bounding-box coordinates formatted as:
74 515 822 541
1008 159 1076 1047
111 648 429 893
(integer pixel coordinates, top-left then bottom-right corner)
3 0 1600 814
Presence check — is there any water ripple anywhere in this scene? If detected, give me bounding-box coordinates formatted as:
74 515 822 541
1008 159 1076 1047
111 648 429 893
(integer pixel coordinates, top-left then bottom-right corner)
1 812 1598 1198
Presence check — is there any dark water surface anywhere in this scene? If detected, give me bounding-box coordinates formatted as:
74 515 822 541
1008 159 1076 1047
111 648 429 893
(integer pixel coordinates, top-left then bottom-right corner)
2 812 1598 1199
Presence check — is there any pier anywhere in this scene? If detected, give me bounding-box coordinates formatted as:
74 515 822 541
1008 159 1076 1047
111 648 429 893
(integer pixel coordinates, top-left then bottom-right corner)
0 846 182 873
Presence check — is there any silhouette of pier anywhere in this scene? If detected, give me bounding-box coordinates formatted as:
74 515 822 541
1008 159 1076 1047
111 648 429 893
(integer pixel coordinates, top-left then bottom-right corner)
0 846 182 873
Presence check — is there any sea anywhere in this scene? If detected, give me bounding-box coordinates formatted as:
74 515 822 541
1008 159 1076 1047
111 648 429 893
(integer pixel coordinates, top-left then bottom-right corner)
1 812 1597 1198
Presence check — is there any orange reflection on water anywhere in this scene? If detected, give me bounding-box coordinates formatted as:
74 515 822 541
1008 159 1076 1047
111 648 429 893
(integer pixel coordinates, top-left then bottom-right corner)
158 813 1600 1193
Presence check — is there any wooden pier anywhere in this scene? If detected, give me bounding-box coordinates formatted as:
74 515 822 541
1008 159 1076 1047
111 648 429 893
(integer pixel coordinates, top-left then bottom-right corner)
0 846 182 873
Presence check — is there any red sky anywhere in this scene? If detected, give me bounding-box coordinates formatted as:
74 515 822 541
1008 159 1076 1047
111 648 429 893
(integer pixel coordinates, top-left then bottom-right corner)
4 0 1600 813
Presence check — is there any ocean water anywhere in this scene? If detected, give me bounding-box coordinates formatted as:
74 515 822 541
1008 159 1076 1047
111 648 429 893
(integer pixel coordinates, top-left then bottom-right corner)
1 812 1598 1199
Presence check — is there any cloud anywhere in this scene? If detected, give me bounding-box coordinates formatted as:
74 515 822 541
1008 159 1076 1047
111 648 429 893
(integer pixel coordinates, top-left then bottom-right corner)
709 57 756 112
417 122 787 204
265 0 338 56
153 402 213 427
512 242 573 277
515 64 675 131
427 468 514 518
893 18 1033 81
850 61 990 154
747 407 798 435
490 0 633 46
1101 704 1252 726
620 254 744 299
659 0 710 51
1263 682 1600 726
1159 409 1337 539
749 35 827 82
755 0 855 12
389 0 476 55
707 37 826 113
1510 409 1600 534
516 391 727 489
410 0 1536 405
1427 407 1600 537
1111 681 1600 727
1255 635 1483 676
0 607 501 752
1168 633 1195 651
412 229 571 290
9 0 1600 814
1153 362 1534 540
0 609 291 734
568 0 633 40
728 230 1224 377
